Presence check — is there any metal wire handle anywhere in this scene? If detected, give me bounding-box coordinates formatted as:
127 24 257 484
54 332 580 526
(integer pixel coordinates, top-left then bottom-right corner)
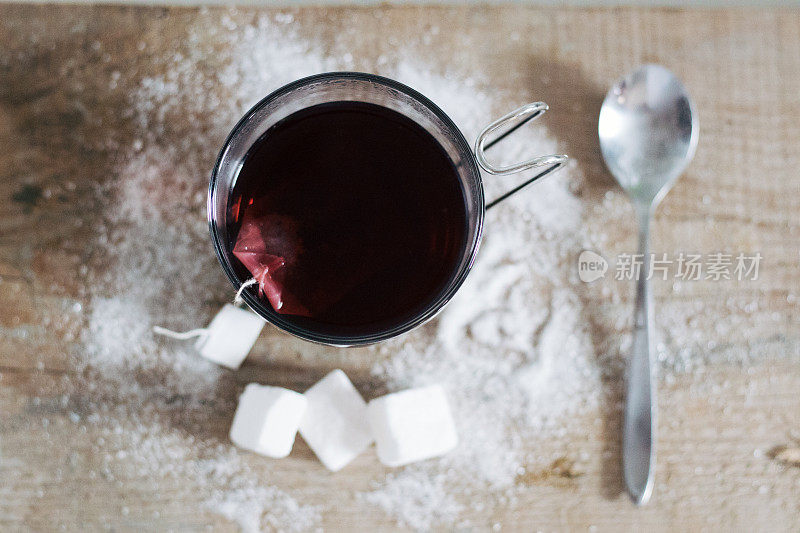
475 102 568 209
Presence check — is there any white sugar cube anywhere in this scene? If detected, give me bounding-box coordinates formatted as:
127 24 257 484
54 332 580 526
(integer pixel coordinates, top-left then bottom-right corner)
229 384 307 458
367 384 458 467
298 370 373 472
196 304 265 369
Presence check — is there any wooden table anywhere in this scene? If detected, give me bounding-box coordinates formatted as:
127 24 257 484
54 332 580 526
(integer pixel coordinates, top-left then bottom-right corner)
0 5 798 532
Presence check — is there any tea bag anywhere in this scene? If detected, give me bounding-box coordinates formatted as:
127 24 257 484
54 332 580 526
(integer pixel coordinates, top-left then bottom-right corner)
232 199 399 320
153 304 265 369
233 212 310 317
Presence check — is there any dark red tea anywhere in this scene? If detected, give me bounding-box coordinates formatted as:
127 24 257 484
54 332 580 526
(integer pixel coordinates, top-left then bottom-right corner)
227 101 468 337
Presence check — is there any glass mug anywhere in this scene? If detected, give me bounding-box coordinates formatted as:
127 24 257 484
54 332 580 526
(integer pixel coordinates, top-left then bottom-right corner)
208 72 566 346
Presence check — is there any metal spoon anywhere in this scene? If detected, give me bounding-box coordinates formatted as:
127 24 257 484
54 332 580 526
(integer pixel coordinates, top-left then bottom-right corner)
598 64 698 505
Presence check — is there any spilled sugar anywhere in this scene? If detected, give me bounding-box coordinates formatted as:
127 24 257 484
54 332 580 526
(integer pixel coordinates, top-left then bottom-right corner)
90 411 320 532
73 9 598 532
81 143 222 395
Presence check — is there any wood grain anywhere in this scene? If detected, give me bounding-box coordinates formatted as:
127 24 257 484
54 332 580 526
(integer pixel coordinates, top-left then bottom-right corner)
0 5 798 532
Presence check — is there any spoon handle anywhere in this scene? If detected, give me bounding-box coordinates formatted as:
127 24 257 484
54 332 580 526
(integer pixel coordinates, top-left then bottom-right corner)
623 210 657 505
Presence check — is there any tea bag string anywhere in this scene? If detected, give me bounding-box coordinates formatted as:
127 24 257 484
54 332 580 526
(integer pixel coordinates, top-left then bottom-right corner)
233 277 258 305
153 278 258 340
152 326 209 341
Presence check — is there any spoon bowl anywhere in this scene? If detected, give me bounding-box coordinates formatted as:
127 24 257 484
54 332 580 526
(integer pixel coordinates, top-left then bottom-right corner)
598 64 698 505
599 64 698 207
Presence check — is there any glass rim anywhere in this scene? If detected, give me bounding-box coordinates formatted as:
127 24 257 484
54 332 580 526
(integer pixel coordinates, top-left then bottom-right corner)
208 71 485 346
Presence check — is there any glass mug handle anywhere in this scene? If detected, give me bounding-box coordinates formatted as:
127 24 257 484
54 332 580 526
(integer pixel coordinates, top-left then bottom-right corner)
474 102 568 209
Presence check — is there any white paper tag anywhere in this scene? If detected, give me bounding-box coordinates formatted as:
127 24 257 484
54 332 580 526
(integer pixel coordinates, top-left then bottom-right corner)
195 304 266 369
